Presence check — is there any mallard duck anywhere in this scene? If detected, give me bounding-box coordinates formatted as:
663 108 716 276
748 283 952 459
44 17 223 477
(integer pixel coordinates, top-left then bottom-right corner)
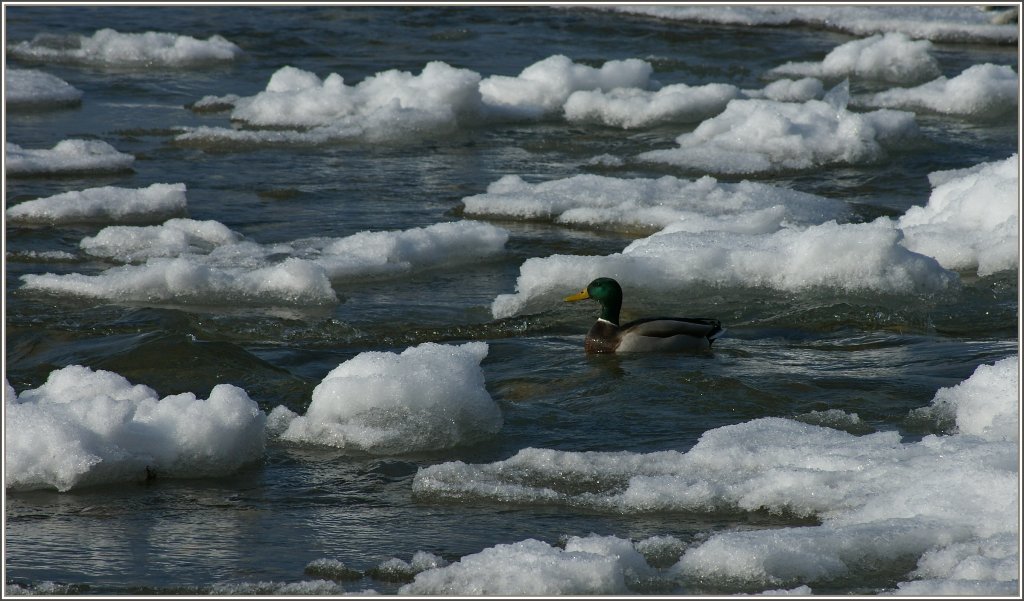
564 277 723 353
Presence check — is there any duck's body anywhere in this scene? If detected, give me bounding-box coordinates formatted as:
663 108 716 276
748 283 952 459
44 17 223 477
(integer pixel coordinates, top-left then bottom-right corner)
565 278 723 354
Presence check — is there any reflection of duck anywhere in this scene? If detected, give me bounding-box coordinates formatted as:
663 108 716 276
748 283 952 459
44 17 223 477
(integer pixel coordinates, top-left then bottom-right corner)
564 277 723 353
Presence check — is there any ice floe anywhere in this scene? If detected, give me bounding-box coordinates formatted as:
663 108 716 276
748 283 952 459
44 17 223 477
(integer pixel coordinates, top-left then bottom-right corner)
5 69 83 108
858 63 1019 119
271 342 501 454
602 5 1019 44
766 32 940 83
21 220 507 307
480 54 653 120
742 77 824 102
563 82 739 128
638 86 919 175
6 140 134 176
462 173 848 234
411 355 1019 594
5 366 266 492
491 218 957 319
8 28 242 67
898 154 1019 276
6 183 187 225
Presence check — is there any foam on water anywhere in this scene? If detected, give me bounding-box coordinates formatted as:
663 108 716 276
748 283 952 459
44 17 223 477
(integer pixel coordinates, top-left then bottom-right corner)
766 33 940 83
462 173 848 234
637 88 920 175
411 356 1019 594
603 5 1019 44
20 220 506 307
491 218 957 318
271 342 501 454
6 183 187 225
6 140 134 176
898 154 1019 276
5 366 267 492
5 68 83 108
8 28 242 67
859 63 1019 119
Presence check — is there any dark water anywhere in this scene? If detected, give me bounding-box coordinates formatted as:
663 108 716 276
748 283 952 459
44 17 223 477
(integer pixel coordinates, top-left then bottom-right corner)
3 5 1019 596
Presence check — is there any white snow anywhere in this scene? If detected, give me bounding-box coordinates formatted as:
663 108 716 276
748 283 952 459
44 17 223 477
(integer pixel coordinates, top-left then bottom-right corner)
859 63 1019 118
5 365 266 492
898 154 1019 276
766 33 940 83
601 5 1019 44
462 173 847 235
491 218 957 319
5 69 83 108
272 342 501 454
6 183 187 225
21 220 507 307
8 28 242 67
412 356 1020 594
6 140 135 175
563 81 739 128
638 88 920 175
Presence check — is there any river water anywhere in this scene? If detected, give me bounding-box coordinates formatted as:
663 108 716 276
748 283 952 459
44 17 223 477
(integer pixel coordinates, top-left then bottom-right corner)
4 4 1020 596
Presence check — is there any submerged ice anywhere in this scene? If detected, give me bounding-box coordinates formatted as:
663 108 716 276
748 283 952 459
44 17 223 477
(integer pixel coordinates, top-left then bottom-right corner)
271 342 501 454
411 356 1019 595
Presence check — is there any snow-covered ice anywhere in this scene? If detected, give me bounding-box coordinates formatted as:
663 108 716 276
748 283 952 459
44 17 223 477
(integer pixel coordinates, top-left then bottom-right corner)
8 28 242 67
858 63 1019 119
5 69 83 108
6 183 187 225
6 140 134 176
766 33 940 83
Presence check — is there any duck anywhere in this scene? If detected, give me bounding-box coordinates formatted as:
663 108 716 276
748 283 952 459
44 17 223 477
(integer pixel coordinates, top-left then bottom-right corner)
564 277 723 353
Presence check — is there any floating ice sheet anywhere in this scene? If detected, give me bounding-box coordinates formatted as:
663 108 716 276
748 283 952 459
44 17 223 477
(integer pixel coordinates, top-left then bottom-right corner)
5 366 267 492
412 356 1019 594
491 218 957 318
766 33 940 83
462 173 847 234
563 82 739 128
272 342 501 454
8 28 242 67
858 63 1019 118
6 140 134 176
5 69 83 108
637 92 920 175
898 154 1018 276
602 5 1019 44
22 220 507 307
6 183 187 225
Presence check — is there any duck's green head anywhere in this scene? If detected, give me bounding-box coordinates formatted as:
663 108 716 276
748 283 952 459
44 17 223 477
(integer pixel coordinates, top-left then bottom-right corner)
564 277 623 324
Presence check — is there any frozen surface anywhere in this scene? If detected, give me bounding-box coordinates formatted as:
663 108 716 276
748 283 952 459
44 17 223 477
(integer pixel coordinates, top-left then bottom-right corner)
5 69 83 108
6 183 187 225
20 220 507 307
412 356 1019 594
491 218 957 318
5 366 266 492
898 154 1018 276
859 63 1019 118
766 33 940 83
273 342 501 454
8 28 242 67
462 173 847 234
603 5 1019 44
6 140 134 175
637 90 919 175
